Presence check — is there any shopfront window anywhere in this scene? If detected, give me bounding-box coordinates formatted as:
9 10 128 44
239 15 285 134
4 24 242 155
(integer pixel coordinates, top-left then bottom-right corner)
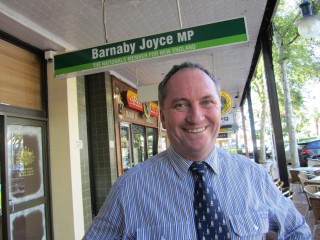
119 123 158 174
147 127 158 158
132 125 145 166
120 123 133 172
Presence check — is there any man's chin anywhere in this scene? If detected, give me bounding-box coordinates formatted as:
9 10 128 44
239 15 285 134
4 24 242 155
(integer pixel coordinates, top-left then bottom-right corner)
182 146 212 160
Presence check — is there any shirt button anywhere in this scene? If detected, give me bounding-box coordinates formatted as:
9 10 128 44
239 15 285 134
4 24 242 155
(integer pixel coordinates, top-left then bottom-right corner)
253 225 259 230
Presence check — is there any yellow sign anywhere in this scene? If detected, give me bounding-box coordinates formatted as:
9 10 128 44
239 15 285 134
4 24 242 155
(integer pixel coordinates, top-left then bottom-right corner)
221 90 233 115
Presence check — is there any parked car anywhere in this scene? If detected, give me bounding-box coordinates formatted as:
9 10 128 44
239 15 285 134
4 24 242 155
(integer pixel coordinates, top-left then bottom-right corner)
285 143 308 166
247 146 272 159
298 139 320 166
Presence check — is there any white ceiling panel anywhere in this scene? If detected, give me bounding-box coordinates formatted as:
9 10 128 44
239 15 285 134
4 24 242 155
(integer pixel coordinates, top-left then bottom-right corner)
0 0 276 109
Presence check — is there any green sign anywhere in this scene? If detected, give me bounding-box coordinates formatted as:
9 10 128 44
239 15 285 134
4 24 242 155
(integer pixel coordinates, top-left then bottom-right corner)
54 17 247 77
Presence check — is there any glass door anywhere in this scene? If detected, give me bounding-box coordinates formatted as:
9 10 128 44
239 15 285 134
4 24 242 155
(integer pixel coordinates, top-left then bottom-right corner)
120 123 133 172
146 127 158 158
6 117 50 240
132 125 145 166
119 124 158 174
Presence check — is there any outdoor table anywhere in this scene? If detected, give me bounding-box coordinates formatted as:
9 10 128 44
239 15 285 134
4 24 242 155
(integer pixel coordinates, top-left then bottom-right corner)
292 166 320 174
306 176 320 185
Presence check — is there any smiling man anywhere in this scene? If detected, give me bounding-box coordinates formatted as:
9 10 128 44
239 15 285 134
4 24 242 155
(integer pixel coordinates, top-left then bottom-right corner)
83 62 311 240
159 64 221 162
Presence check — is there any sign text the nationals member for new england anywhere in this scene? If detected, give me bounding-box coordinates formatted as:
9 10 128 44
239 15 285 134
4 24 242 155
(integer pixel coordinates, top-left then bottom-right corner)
54 17 248 77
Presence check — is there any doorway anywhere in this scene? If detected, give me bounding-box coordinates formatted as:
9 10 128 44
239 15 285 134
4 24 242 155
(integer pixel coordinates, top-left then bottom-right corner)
0 116 51 240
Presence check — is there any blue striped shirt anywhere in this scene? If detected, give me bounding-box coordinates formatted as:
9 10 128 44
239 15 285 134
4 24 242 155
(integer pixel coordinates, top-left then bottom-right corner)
83 147 311 239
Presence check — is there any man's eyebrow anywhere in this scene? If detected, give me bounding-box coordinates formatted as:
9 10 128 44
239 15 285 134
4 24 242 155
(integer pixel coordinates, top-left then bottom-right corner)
202 95 214 99
171 95 216 102
201 94 218 100
171 97 190 103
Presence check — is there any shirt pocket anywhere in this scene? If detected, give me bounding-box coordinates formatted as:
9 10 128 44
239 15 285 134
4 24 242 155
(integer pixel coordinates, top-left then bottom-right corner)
136 222 194 240
229 210 269 237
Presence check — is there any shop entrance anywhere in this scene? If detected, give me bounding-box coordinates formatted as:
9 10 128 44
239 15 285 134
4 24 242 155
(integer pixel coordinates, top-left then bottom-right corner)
0 116 51 240
120 122 158 173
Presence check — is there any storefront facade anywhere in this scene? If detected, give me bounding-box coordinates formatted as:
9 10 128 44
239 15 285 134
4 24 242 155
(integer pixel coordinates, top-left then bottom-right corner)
112 77 159 176
82 72 162 232
0 36 51 239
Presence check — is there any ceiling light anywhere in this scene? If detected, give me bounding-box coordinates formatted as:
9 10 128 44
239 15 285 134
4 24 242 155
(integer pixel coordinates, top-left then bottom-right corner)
295 0 320 39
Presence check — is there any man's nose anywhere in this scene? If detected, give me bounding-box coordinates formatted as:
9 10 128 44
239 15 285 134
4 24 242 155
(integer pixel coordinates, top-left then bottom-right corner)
187 105 205 123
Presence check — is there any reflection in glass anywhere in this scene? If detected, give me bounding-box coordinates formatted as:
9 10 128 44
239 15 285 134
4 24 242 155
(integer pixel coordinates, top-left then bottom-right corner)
132 125 145 165
120 124 133 172
10 204 46 240
7 125 44 204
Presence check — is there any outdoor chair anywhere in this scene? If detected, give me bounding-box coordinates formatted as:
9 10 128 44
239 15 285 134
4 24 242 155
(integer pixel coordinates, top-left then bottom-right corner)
298 172 310 187
304 185 320 198
289 170 302 192
309 197 320 224
273 178 284 191
303 185 320 219
277 181 284 191
273 178 280 182
299 173 316 216
282 187 294 200
273 178 280 185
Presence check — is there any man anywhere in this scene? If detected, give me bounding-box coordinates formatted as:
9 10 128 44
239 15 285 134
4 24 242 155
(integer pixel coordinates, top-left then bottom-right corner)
83 62 311 239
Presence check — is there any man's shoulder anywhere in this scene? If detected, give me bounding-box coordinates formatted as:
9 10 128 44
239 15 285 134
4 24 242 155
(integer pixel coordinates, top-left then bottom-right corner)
114 150 168 186
216 148 261 169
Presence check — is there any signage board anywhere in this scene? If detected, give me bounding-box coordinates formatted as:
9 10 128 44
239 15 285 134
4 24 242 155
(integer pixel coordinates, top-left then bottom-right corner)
124 90 159 117
221 113 234 125
221 90 233 115
54 17 248 77
125 90 143 111
218 133 228 138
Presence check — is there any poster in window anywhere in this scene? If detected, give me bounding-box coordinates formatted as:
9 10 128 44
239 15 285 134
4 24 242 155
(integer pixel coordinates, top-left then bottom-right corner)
7 125 44 204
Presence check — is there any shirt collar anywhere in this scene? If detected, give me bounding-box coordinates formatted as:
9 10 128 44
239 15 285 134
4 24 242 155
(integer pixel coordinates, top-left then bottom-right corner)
167 147 220 179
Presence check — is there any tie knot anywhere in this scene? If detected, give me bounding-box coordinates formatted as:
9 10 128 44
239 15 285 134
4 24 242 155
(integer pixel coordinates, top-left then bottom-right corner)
190 162 207 177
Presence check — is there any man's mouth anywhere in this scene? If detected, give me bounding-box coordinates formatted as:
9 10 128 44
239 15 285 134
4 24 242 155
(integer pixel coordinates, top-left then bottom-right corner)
186 127 206 133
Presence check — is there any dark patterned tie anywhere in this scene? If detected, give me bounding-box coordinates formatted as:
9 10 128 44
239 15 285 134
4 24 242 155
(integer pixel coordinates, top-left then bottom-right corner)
190 162 230 240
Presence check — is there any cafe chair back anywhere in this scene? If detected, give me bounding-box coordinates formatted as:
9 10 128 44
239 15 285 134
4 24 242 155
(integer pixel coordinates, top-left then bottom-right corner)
281 187 294 200
289 170 302 192
309 197 320 224
304 185 320 198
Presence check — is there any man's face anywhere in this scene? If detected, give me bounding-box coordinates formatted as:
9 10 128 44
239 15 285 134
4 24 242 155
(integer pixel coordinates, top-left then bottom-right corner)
160 68 221 161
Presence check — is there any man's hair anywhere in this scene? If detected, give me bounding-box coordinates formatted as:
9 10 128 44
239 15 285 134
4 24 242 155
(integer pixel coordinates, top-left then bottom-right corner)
158 62 221 108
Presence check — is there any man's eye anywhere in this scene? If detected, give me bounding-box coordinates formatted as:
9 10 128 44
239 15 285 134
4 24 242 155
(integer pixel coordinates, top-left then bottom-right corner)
201 100 214 107
174 103 188 110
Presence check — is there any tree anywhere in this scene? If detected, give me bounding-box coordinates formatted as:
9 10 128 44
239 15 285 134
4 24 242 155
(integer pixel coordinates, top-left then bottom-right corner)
252 61 268 164
312 107 320 136
272 0 320 167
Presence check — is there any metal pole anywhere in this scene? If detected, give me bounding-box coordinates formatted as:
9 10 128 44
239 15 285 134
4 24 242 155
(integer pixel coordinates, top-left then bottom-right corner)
247 86 259 164
241 106 249 157
261 30 289 187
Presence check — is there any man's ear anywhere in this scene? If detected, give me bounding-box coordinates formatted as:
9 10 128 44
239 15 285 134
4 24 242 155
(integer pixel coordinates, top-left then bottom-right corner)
160 110 167 129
